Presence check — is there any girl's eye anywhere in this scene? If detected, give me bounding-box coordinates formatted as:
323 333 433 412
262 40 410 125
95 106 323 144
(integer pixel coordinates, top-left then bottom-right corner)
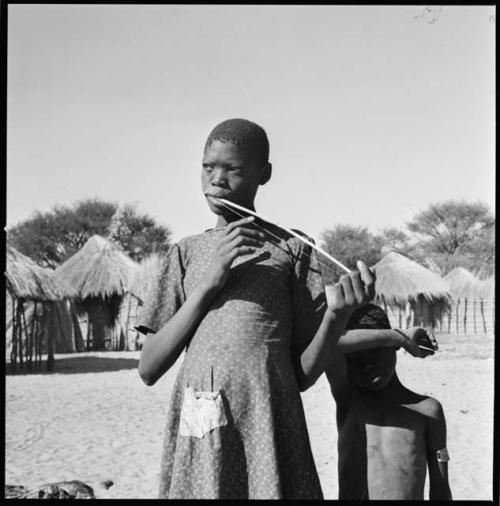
203 164 213 172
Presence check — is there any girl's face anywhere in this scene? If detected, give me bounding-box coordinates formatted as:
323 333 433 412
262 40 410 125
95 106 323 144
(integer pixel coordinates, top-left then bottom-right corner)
202 140 270 217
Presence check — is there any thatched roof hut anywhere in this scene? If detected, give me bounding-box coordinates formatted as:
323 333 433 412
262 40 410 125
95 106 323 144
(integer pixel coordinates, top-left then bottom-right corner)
54 235 140 351
443 267 479 299
6 246 78 370
132 252 163 305
478 276 494 300
372 252 451 306
6 245 73 301
54 235 139 299
364 252 451 329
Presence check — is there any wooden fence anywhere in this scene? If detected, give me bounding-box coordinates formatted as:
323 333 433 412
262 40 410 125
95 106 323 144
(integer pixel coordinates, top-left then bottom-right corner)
384 298 495 334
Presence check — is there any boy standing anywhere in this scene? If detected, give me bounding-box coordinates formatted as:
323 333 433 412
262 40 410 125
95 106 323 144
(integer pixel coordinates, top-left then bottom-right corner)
326 304 452 500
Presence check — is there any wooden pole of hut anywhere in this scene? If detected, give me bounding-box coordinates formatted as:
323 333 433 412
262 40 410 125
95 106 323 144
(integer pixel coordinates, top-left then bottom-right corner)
447 304 451 333
480 299 487 334
463 297 468 334
17 300 24 366
456 298 460 333
10 295 17 366
473 298 477 334
69 301 85 352
47 305 55 372
86 315 91 351
21 302 30 370
28 301 38 369
37 304 47 371
124 295 134 351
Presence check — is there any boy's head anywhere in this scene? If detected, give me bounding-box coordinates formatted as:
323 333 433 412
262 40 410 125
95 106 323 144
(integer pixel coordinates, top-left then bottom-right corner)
202 118 272 214
345 304 398 391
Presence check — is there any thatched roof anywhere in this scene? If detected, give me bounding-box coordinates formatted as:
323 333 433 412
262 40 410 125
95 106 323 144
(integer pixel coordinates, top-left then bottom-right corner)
6 246 74 301
443 267 479 298
132 253 163 303
54 235 139 300
478 276 494 299
371 252 451 306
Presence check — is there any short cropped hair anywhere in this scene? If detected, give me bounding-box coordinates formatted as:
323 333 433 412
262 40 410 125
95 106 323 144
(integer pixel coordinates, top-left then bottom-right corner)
204 118 270 165
346 303 391 331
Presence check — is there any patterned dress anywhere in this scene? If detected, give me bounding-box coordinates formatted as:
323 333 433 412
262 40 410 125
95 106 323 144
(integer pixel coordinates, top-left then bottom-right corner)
138 224 327 499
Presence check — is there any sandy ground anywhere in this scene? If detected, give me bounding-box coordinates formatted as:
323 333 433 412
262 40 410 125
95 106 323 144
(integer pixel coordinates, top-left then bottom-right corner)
5 332 494 499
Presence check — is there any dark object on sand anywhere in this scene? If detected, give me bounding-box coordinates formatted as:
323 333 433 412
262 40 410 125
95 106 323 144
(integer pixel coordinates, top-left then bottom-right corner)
5 479 113 499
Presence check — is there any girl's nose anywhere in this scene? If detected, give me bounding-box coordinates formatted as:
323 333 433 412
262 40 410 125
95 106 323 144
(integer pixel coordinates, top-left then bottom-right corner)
211 168 227 186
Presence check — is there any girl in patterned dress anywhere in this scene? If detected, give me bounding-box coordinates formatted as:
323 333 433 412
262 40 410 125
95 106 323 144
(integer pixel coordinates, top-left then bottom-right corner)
137 118 377 499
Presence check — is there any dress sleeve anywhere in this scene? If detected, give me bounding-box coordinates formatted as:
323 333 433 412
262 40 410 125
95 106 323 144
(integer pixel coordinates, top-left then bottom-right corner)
134 243 186 335
289 233 328 366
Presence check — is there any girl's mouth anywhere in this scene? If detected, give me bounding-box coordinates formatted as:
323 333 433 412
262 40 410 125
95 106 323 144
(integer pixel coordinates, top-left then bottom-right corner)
205 193 232 202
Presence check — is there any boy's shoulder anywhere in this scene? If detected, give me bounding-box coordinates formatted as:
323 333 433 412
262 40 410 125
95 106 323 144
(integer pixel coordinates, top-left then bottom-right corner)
403 389 444 419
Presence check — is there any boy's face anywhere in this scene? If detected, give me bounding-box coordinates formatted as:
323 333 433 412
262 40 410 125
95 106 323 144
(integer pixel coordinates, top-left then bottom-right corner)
346 347 397 391
202 140 270 215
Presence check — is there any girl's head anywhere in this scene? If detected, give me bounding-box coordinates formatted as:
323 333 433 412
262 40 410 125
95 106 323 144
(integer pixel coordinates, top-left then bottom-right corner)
202 118 272 217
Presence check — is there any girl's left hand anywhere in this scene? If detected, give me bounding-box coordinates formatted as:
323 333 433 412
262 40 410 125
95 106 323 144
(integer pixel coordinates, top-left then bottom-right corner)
327 260 376 318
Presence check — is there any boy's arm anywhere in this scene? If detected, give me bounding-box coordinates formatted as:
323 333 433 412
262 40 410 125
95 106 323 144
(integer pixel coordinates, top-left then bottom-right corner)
337 326 436 357
324 346 351 413
426 400 452 500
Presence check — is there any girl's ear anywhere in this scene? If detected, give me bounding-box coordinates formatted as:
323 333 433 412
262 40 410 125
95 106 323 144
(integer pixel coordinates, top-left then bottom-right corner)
260 163 272 186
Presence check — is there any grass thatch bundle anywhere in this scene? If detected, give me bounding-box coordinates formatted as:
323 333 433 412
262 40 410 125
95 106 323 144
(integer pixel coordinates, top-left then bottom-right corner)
132 252 164 304
54 235 139 300
371 252 451 306
443 267 480 299
478 276 494 299
6 246 74 301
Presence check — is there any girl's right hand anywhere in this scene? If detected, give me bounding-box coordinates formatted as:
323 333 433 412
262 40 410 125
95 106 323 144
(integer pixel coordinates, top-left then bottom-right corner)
201 216 265 293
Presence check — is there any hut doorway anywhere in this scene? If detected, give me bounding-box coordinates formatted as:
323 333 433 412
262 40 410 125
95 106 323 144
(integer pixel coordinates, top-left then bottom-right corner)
84 294 122 351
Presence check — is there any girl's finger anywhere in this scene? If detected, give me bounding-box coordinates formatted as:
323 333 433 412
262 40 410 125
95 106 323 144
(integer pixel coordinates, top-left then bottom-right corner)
330 283 345 309
340 275 355 306
349 271 365 304
228 246 256 261
225 235 264 253
225 216 255 232
224 225 265 243
356 260 375 297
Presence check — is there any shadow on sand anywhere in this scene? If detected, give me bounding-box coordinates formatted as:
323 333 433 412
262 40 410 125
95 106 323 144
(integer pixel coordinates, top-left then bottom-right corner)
5 355 140 376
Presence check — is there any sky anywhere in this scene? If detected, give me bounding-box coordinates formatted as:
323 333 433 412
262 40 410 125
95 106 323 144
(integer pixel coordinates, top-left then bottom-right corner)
7 5 496 243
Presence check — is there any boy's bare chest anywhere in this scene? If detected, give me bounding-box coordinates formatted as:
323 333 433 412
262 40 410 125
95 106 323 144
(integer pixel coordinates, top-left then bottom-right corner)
338 400 428 499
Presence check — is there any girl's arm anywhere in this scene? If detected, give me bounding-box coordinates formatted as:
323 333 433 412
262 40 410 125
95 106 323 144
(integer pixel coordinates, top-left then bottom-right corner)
296 263 433 391
296 262 374 391
138 283 219 385
138 216 264 385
